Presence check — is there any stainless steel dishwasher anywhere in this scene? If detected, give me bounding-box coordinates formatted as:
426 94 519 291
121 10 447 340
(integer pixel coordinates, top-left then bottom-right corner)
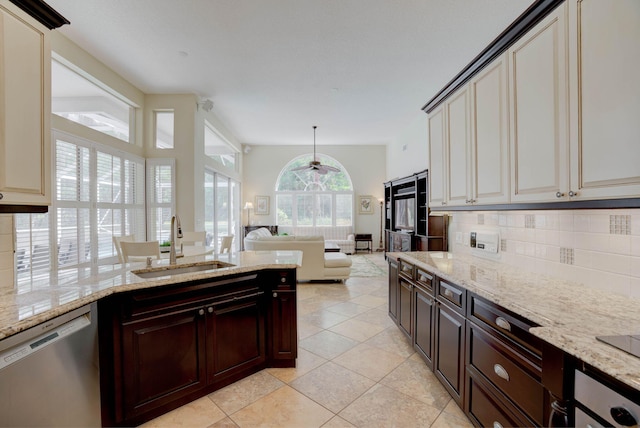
0 302 101 427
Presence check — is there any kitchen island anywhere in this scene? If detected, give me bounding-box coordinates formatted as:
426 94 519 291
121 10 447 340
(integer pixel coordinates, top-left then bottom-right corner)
388 251 640 427
0 250 302 427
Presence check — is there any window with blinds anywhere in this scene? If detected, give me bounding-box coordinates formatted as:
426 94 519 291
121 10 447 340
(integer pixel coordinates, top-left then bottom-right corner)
15 132 145 281
146 159 175 243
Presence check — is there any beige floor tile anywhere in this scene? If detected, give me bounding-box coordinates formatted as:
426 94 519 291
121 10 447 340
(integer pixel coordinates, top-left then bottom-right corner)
430 410 475 428
229 385 333 428
321 415 356 427
348 294 387 309
364 326 416 358
266 347 327 383
300 309 351 329
207 416 239 427
333 343 406 382
297 319 325 340
324 301 371 317
140 396 226 428
328 318 386 342
207 371 284 415
380 358 452 409
299 330 359 359
442 398 469 419
290 361 376 413
352 307 397 329
339 384 441 428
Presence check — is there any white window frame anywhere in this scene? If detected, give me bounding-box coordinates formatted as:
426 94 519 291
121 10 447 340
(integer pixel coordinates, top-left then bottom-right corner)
146 158 176 243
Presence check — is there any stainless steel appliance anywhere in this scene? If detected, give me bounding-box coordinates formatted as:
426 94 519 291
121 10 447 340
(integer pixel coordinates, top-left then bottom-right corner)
0 303 100 427
574 369 640 427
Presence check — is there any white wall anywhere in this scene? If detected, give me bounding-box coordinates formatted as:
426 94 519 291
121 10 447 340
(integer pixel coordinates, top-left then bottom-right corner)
448 209 640 298
243 145 386 248
0 215 12 290
386 111 429 181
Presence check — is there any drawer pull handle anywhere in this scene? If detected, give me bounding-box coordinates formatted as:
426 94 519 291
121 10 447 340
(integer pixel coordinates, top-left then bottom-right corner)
443 288 454 298
494 364 510 381
493 422 503 428
495 316 511 331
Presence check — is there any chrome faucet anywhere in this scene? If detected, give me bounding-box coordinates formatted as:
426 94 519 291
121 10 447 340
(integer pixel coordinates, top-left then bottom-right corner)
169 214 183 265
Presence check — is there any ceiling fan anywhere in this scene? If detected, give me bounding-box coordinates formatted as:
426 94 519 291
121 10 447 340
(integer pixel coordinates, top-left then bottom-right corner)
292 126 340 175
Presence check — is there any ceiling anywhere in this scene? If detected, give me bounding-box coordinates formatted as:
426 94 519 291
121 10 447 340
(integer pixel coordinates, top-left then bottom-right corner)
46 0 535 146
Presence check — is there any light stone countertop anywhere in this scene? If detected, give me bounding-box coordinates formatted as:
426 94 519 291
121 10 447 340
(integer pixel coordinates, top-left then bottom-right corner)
389 251 640 392
0 250 302 341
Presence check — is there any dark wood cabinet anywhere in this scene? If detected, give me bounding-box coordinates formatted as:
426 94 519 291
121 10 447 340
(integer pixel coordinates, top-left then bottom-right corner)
383 171 448 253
121 305 207 421
99 269 296 427
387 257 399 322
413 269 435 369
435 300 466 404
398 276 413 339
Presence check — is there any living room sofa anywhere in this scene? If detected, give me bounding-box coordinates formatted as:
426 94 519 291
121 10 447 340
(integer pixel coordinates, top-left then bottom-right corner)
243 227 351 281
277 226 355 254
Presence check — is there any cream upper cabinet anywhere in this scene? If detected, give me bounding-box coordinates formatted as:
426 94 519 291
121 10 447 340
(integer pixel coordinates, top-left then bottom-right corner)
428 105 446 207
469 53 510 205
445 86 471 206
0 1 51 206
567 0 640 200
509 3 569 203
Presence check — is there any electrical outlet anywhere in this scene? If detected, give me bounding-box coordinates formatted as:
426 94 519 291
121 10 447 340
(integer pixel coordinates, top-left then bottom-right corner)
455 232 462 243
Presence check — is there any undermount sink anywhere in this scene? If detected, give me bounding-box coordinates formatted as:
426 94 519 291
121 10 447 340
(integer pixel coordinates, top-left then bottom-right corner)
132 261 235 279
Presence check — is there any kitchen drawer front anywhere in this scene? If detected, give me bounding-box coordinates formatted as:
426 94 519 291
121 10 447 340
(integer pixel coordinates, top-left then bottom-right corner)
466 368 535 428
415 268 434 294
468 293 542 361
398 260 414 281
437 279 466 313
467 322 544 425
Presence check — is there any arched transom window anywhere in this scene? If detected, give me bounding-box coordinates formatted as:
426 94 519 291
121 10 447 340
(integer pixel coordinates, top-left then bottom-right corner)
275 153 353 227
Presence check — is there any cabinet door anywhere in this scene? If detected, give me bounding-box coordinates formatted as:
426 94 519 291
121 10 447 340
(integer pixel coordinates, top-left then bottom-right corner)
470 53 510 204
428 105 446 207
207 293 266 384
446 86 471 206
435 302 465 404
509 4 569 203
388 258 399 322
568 0 640 200
0 2 50 205
397 277 413 340
121 307 207 420
413 285 435 368
270 289 297 364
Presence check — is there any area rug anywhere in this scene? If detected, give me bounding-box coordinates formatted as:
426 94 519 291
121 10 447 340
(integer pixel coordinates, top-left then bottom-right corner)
348 254 387 277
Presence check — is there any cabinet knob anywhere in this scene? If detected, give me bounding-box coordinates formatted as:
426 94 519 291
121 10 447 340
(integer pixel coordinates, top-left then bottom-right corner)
568 190 577 197
555 192 564 198
208 306 213 314
0 193 3 200
281 277 287 283
465 199 476 204
610 406 637 426
198 309 205 316
495 316 511 331
441 201 447 206
493 422 504 428
443 288 454 298
273 292 278 298
494 364 510 381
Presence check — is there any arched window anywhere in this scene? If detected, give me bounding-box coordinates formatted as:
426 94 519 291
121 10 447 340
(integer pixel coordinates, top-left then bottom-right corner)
275 153 353 227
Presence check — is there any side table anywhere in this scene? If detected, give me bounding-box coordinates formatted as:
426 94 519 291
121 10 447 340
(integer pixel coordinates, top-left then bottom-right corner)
354 234 372 253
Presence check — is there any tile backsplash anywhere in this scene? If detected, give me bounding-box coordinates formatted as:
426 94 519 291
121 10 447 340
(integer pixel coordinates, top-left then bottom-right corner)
0 214 14 290
449 209 640 298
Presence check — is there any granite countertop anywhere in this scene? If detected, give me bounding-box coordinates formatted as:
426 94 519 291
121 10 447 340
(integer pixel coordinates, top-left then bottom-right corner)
389 251 640 392
0 250 302 341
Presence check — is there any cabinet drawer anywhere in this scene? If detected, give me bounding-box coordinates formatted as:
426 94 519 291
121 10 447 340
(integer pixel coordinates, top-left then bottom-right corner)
437 279 465 312
468 294 542 360
398 260 414 280
415 268 434 294
466 369 535 428
468 323 544 425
